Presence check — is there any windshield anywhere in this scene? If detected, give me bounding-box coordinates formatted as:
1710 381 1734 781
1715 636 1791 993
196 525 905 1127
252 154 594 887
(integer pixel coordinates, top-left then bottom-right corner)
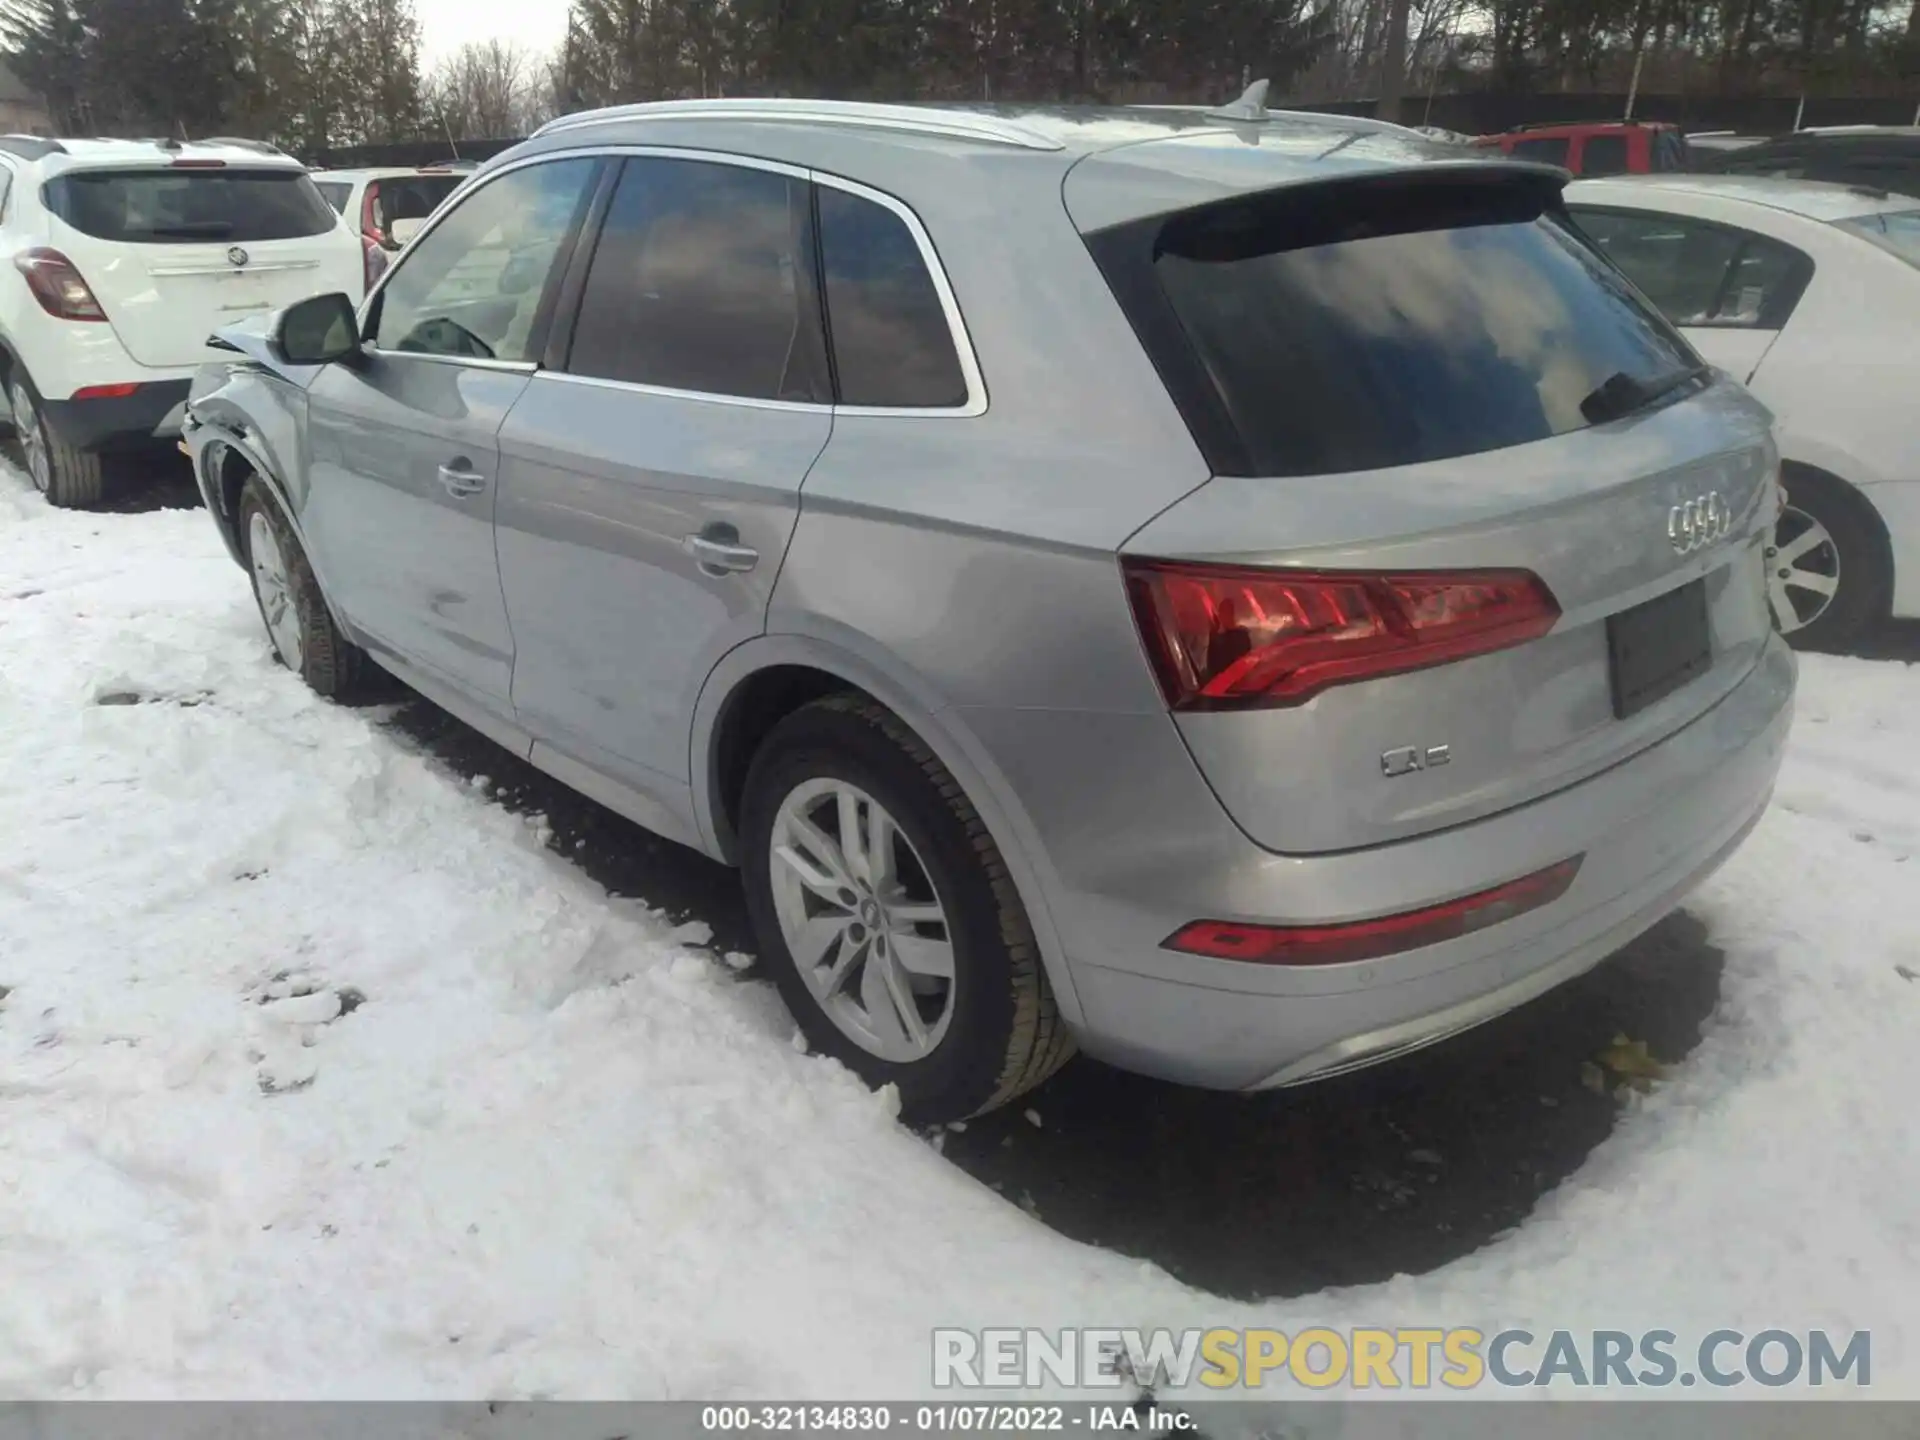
46 168 340 243
1834 209 1920 267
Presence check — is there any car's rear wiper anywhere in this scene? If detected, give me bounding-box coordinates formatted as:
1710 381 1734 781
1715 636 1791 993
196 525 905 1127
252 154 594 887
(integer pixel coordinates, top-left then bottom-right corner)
1580 362 1711 425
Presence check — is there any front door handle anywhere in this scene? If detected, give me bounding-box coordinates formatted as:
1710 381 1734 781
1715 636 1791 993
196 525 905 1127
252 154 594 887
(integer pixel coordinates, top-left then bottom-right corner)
683 527 759 575
437 461 486 499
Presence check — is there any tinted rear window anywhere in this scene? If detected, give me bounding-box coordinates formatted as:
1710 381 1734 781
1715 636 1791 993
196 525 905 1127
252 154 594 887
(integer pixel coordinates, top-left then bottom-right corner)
1093 178 1698 477
817 185 968 409
1581 134 1630 175
47 168 339 243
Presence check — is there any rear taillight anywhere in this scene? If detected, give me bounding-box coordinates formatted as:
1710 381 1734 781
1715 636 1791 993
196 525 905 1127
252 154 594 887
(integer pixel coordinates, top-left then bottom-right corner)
14 247 108 321
1165 857 1583 967
362 236 389 295
71 383 140 400
1123 558 1560 710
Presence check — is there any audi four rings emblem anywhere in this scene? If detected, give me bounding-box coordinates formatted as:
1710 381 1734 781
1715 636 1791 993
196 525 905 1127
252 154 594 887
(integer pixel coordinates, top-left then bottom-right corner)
1667 491 1730 556
227 246 249 268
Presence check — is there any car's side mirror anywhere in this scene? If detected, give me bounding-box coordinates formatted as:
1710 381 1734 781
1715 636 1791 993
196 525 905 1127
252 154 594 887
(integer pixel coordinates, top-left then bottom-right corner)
272 292 363 367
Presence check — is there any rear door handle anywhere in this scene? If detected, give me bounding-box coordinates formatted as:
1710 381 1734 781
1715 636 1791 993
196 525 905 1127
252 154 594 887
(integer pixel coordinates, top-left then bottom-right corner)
683 528 759 575
437 461 486 499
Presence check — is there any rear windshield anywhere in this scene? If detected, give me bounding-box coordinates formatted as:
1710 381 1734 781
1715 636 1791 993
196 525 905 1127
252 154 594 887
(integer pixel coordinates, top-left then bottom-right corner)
1835 209 1920 267
373 174 465 224
1092 177 1698 477
45 168 340 243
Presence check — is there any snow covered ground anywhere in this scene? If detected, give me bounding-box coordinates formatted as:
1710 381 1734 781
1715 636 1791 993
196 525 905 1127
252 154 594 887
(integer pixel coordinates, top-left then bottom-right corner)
2 457 1918 1405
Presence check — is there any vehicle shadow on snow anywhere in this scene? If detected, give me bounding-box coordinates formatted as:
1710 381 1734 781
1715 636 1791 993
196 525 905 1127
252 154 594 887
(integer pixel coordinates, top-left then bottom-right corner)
375 685 1728 1303
1 441 203 513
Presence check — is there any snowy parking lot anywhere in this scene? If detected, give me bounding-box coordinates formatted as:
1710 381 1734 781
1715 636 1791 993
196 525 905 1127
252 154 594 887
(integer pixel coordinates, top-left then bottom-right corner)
2 456 1918 1402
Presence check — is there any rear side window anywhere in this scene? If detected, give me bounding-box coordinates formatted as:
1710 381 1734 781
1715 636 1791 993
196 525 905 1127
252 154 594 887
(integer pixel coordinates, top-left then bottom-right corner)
816 186 968 409
1088 178 1697 477
567 157 829 404
1511 136 1571 166
45 168 339 243
315 181 351 214
1581 134 1630 176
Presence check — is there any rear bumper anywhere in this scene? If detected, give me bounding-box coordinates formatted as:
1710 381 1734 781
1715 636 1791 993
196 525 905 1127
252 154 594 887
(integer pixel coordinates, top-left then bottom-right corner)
41 379 192 451
968 635 1795 1092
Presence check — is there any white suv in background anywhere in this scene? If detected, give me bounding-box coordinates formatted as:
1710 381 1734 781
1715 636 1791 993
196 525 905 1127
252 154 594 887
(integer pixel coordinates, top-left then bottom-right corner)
0 135 361 507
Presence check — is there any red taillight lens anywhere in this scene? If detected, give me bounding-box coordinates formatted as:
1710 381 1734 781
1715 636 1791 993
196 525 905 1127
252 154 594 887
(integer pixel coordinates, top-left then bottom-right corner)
362 236 388 294
14 247 108 321
71 383 140 400
1165 858 1583 967
1123 559 1559 710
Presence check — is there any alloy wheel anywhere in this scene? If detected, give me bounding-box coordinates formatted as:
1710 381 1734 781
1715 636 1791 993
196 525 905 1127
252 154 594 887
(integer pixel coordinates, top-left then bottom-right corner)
10 380 49 494
1766 504 1841 634
767 777 956 1063
247 510 304 671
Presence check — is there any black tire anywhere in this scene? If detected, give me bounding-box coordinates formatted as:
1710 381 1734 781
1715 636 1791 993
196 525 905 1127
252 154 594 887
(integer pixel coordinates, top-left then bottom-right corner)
740 694 1075 1123
1774 467 1891 654
237 478 365 698
8 368 104 509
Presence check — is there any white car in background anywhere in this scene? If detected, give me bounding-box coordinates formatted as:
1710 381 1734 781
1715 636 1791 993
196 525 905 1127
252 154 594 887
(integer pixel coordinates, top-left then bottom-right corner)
310 164 474 254
1 135 362 507
1567 175 1920 649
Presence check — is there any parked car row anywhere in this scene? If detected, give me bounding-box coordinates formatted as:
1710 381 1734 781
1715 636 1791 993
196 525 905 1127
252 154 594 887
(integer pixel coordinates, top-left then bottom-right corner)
1470 118 1920 197
0 98 1903 1122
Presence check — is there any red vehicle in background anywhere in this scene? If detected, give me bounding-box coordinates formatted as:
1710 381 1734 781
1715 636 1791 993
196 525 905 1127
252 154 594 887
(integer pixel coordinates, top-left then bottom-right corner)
1474 120 1691 176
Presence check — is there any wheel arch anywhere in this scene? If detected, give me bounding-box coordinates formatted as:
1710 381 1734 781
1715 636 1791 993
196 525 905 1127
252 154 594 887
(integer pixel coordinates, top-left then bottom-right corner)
198 430 357 640
691 633 1086 1029
1780 457 1897 609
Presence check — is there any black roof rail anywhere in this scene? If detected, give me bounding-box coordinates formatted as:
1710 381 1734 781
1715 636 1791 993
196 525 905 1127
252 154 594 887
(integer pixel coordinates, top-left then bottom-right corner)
1508 118 1661 133
0 135 67 160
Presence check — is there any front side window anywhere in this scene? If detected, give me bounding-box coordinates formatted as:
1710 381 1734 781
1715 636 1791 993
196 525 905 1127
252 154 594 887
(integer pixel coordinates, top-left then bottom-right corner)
1097 178 1697 477
1511 136 1571 167
566 156 828 402
817 185 968 409
1580 134 1630 176
373 158 595 363
46 168 339 243
1573 208 1807 327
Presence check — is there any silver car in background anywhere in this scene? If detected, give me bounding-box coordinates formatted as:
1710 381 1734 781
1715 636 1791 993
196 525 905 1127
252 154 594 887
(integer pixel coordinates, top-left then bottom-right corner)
183 96 1795 1122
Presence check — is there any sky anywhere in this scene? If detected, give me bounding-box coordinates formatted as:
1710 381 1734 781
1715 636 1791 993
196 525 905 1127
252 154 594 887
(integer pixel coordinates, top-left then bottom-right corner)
416 0 570 68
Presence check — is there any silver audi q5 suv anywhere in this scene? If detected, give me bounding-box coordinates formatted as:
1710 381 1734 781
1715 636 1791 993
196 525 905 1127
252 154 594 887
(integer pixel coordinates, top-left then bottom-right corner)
184 94 1795 1122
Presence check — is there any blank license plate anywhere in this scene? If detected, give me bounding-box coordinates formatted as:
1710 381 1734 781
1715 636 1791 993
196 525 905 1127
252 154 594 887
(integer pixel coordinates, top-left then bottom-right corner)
1606 578 1712 719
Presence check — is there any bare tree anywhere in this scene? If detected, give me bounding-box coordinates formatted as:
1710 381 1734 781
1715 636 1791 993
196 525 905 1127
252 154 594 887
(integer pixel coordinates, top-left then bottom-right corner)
426 38 554 139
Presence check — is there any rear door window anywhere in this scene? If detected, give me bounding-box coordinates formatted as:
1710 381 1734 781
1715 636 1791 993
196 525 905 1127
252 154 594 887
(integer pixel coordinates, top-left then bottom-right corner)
1511 136 1572 167
816 185 968 409
1581 134 1630 176
1088 178 1696 477
565 156 830 403
45 168 340 243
